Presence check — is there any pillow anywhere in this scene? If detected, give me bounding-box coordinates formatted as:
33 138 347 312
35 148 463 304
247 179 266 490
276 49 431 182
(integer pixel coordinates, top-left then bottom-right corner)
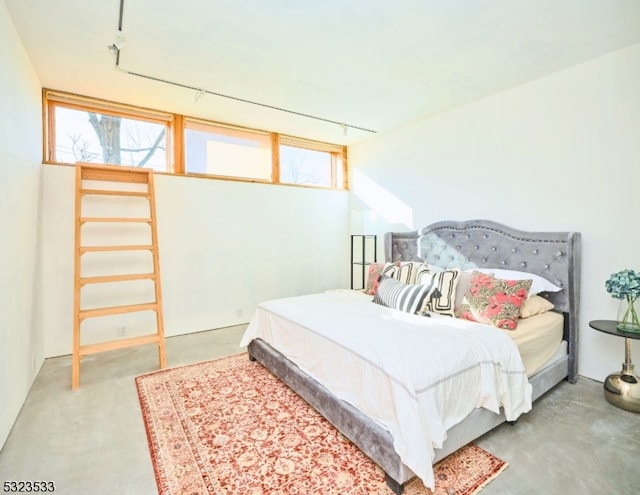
424 264 445 273
413 262 432 283
394 261 426 285
364 262 399 295
468 268 561 297
456 271 532 330
519 295 555 318
454 270 473 311
364 261 430 294
372 276 438 315
415 269 461 317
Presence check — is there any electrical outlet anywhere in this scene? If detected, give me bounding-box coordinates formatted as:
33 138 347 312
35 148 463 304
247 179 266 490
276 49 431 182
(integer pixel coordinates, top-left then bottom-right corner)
31 354 36 371
118 321 127 336
236 308 243 318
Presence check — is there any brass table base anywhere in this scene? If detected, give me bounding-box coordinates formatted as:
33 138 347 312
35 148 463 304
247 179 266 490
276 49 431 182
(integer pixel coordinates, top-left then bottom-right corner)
603 363 640 413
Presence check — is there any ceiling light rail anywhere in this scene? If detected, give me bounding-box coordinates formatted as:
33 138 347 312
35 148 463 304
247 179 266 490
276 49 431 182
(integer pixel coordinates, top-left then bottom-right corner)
113 64 376 134
108 0 376 136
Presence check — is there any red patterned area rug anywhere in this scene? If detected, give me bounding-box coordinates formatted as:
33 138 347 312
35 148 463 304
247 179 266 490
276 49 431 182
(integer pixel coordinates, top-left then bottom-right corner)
135 353 507 495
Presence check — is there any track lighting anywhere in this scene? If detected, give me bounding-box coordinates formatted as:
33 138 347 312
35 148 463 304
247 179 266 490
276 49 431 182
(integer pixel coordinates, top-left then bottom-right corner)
108 31 126 54
107 0 377 136
194 89 206 103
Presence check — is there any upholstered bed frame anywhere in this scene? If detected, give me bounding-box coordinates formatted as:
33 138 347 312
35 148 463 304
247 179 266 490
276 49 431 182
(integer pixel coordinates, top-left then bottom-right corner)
247 219 581 494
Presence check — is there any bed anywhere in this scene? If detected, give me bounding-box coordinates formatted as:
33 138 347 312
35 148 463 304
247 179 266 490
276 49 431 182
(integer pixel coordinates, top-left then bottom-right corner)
241 219 581 493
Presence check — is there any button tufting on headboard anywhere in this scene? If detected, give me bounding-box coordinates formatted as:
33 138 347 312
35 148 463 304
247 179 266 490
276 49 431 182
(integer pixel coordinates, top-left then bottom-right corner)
383 219 581 383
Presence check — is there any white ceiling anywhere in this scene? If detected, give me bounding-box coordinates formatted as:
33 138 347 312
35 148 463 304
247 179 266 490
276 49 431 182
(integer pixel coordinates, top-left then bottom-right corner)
5 0 640 145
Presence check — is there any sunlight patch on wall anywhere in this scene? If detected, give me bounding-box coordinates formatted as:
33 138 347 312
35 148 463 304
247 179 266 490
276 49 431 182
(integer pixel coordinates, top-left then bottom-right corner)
351 169 413 230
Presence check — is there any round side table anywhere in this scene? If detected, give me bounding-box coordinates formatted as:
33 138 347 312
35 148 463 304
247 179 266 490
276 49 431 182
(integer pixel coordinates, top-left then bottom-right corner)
589 319 640 413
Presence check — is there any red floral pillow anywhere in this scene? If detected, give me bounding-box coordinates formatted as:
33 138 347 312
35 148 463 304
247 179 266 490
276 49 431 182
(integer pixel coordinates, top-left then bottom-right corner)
455 271 532 330
364 262 399 295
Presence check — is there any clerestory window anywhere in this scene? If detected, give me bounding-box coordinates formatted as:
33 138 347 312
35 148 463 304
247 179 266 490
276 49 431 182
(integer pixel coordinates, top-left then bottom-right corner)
43 89 348 190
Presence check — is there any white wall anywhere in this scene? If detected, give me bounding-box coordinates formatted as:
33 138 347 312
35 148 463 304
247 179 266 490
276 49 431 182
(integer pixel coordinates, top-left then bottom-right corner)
0 2 44 449
349 43 640 382
40 166 350 357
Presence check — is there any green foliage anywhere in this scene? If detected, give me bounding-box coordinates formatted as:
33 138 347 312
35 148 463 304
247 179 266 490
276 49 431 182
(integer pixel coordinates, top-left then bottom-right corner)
605 269 640 300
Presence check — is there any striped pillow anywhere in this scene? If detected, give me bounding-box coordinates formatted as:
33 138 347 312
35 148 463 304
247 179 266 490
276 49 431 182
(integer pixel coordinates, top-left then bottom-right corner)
372 276 437 315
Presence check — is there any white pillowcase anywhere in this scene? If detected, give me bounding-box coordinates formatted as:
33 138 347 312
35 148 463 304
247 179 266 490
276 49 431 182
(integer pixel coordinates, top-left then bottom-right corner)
467 268 562 297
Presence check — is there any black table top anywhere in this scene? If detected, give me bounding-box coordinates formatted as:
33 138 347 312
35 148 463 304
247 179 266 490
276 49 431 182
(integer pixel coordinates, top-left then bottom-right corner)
589 319 640 339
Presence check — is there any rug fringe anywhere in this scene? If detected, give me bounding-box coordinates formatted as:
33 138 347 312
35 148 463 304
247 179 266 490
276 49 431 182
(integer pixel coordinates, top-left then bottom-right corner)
470 461 508 495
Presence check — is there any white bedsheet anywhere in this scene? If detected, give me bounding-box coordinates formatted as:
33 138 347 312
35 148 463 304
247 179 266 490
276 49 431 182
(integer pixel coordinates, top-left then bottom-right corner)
240 290 532 490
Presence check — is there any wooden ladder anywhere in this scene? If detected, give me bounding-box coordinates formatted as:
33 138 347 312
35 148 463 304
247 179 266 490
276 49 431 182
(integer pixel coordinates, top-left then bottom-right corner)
72 163 166 389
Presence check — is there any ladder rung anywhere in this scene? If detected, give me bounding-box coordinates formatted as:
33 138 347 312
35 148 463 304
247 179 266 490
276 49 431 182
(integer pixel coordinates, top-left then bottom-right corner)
79 302 158 319
80 245 155 253
80 188 150 198
80 217 153 223
80 273 156 285
80 164 151 183
79 334 161 356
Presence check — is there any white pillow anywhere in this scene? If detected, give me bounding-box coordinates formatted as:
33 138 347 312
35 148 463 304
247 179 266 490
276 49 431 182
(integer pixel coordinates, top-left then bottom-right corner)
467 268 562 297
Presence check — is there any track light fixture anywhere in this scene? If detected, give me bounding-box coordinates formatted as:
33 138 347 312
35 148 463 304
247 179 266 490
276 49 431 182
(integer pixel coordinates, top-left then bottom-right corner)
108 30 126 54
194 89 206 103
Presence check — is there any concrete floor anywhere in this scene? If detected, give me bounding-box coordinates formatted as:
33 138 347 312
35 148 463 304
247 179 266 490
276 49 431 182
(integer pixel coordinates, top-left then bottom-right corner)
0 325 638 495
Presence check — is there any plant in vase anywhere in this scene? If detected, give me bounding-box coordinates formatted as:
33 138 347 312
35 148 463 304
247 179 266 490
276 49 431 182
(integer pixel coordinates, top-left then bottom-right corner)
605 269 640 332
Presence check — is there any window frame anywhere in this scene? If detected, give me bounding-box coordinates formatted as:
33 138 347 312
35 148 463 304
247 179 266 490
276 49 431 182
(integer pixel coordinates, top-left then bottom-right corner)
44 90 174 170
183 117 274 184
278 134 345 189
43 89 349 190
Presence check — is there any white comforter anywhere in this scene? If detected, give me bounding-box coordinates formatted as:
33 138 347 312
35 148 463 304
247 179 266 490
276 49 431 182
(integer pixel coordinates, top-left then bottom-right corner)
240 290 532 490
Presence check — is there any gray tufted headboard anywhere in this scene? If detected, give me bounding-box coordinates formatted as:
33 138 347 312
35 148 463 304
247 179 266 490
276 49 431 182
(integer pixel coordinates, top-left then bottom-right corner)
384 219 581 382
